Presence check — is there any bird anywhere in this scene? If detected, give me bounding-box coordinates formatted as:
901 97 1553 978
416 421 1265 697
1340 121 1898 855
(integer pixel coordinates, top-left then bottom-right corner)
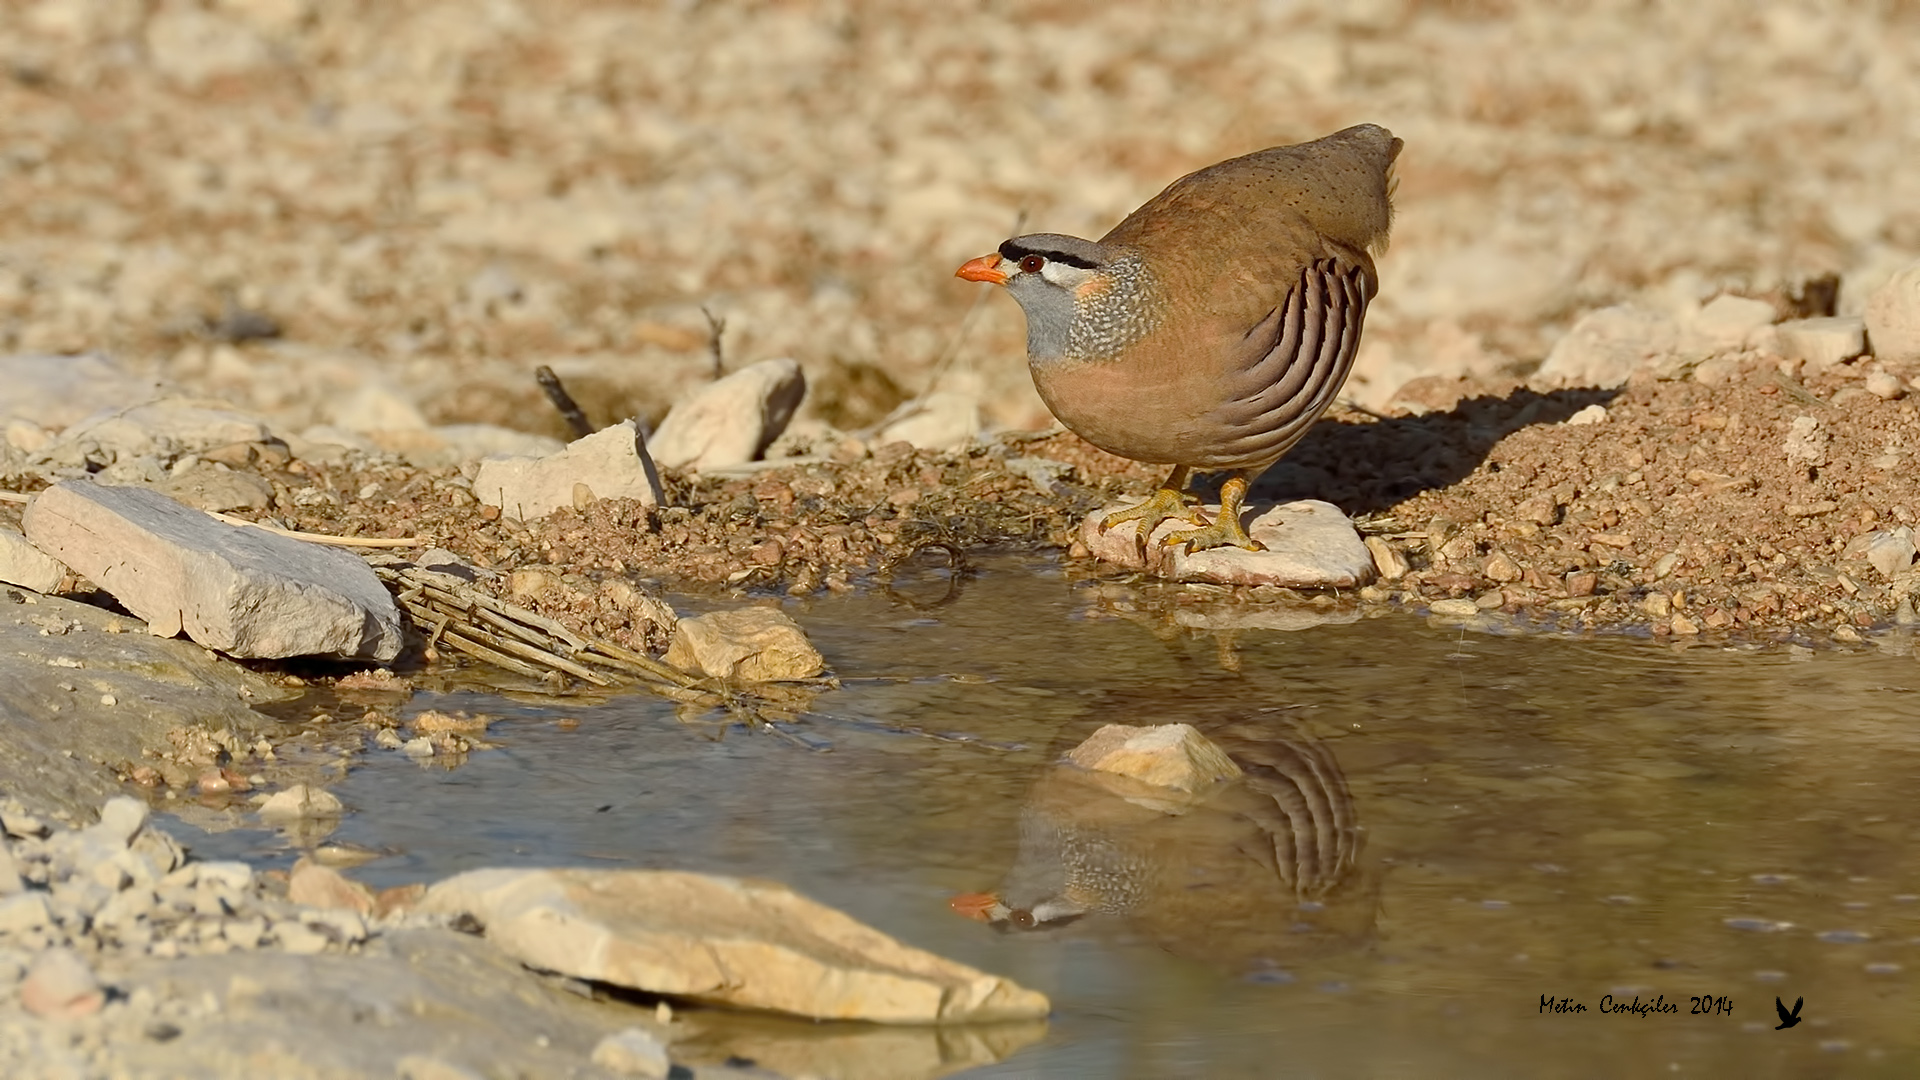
955 124 1402 553
1774 996 1803 1029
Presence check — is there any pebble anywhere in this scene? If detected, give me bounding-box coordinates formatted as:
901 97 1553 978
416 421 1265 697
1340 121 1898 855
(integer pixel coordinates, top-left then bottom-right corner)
591 1028 673 1078
1429 598 1480 617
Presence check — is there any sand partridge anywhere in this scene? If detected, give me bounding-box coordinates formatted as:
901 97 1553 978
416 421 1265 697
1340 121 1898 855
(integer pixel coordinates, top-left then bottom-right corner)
956 123 1402 552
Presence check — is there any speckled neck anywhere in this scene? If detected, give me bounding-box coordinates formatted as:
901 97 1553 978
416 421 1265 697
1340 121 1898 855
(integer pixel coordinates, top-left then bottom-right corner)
1062 252 1158 365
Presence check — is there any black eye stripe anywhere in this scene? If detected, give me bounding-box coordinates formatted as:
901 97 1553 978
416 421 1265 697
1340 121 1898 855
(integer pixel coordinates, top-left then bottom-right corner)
998 241 1100 270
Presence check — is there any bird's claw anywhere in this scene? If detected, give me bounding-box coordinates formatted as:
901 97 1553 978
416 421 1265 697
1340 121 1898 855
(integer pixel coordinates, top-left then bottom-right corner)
1161 514 1266 554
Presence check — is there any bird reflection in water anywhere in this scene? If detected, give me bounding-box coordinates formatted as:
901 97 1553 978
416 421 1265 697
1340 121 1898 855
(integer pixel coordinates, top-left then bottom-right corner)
951 720 1372 971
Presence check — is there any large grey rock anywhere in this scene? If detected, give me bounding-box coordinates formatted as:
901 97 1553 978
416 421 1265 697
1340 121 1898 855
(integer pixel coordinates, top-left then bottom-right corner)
0 527 68 594
1776 316 1867 369
0 592 290 817
0 353 167 432
1532 306 1679 389
648 358 806 470
418 867 1051 1024
1866 260 1920 364
473 420 662 521
23 482 402 661
1081 499 1375 588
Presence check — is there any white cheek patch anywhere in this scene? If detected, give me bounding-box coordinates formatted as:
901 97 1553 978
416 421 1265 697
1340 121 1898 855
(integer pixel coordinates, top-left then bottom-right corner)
1039 262 1095 289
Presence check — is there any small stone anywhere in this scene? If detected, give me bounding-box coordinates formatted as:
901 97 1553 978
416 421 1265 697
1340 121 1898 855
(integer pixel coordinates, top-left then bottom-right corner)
373 728 404 750
1532 306 1678 389
1483 551 1522 582
1687 294 1777 352
288 858 375 915
95 796 150 845
0 891 51 933
664 607 824 682
1670 613 1700 635
258 784 345 822
1866 370 1906 400
273 920 330 954
1784 415 1828 466
1429 598 1480 617
1064 723 1242 793
1776 316 1867 369
1563 404 1608 426
1857 528 1919 580
647 358 807 470
1564 570 1597 597
20 948 103 1019
1865 260 1920 364
590 1028 672 1079
1363 535 1408 580
1642 593 1673 618
473 421 663 522
401 736 436 757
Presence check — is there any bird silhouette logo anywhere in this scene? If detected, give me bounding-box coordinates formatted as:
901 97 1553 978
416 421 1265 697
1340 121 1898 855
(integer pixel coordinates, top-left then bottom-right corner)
1774 996 1804 1030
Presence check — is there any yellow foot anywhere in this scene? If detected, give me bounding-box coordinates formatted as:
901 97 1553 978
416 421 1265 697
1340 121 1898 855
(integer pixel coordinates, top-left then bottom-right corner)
1099 487 1205 549
1163 509 1266 553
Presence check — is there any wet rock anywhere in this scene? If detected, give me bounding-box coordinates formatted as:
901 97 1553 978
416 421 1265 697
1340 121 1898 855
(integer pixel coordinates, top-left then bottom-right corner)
1429 598 1481 617
473 420 662 521
1364 535 1409 580
647 358 806 471
1865 260 1920 364
0 527 68 593
19 947 103 1019
258 784 345 823
591 1028 673 1079
23 482 403 661
1532 306 1678 389
1064 724 1242 793
1776 316 1867 369
1852 528 1918 580
664 607 825 682
418 867 1050 1023
874 390 982 450
1080 500 1374 588
0 353 167 432
0 593 288 816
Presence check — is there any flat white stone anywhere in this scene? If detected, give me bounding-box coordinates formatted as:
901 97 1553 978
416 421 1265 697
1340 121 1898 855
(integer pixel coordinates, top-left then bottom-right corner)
1776 316 1867 369
0 526 68 593
22 481 402 661
1081 499 1374 588
1532 305 1679 389
418 867 1050 1024
648 358 806 470
0 353 168 432
473 421 661 521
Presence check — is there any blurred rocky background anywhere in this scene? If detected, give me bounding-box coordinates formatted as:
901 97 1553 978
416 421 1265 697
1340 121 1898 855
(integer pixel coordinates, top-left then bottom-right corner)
2 0 1914 449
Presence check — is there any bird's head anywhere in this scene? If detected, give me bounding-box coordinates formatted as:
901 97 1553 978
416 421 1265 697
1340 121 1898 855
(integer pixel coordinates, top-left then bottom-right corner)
955 233 1120 362
948 889 1091 932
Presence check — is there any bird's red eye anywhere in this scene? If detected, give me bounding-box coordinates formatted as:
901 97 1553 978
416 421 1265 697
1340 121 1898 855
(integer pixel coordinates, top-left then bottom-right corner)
1019 255 1046 274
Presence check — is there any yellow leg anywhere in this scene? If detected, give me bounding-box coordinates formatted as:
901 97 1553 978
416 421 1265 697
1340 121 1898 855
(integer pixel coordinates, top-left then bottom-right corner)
1164 470 1265 553
1099 466 1205 553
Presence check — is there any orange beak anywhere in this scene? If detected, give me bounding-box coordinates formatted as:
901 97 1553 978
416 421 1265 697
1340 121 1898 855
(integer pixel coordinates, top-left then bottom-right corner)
954 254 1008 285
948 891 1003 921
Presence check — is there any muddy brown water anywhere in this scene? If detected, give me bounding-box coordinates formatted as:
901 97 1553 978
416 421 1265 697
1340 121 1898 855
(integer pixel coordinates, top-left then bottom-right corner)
171 554 1920 1078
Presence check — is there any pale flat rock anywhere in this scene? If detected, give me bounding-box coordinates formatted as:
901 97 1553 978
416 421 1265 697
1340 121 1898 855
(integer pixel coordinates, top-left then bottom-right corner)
1065 724 1242 793
23 481 402 661
664 607 824 681
1532 305 1679 389
0 592 290 817
36 396 277 470
592 1028 672 1079
0 526 68 593
0 353 168 432
1684 293 1776 352
874 390 981 450
1776 316 1867 369
378 423 565 469
418 867 1049 1024
649 358 806 470
1851 527 1918 580
153 465 276 512
1866 260 1920 364
1080 500 1374 588
473 420 662 521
